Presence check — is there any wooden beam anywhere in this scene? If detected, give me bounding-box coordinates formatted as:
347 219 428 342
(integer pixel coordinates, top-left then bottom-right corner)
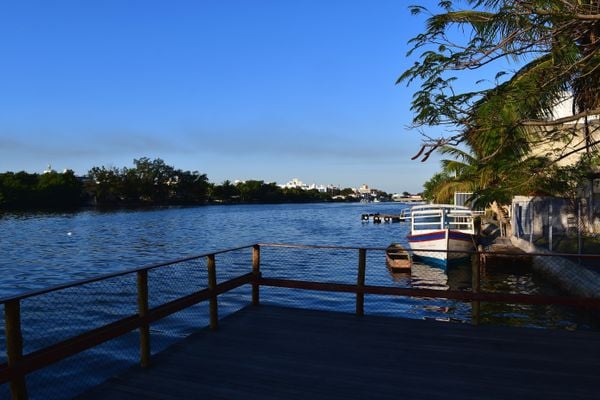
257 277 600 308
252 245 261 306
207 254 218 330
356 249 366 316
137 270 150 368
5 300 28 400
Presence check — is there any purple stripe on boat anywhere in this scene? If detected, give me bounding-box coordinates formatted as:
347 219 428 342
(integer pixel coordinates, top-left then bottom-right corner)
407 231 446 242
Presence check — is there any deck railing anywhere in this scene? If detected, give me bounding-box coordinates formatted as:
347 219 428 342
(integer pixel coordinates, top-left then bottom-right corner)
1 243 600 400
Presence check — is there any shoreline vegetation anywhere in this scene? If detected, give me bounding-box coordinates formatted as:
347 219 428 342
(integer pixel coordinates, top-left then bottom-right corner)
0 157 390 211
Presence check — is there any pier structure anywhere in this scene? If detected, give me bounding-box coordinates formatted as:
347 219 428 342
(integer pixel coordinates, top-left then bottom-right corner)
81 305 600 400
478 238 532 267
1 244 600 399
361 213 408 223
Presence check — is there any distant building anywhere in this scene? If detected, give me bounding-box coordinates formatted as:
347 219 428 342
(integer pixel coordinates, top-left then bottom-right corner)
392 193 423 202
280 178 340 193
280 178 308 190
531 94 600 167
358 184 371 195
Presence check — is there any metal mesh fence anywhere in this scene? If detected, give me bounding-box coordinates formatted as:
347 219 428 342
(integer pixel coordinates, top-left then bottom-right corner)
0 249 254 400
259 246 358 313
260 246 357 284
2 244 600 399
147 258 208 309
257 245 600 329
26 331 139 400
20 273 138 355
512 196 600 254
150 303 210 355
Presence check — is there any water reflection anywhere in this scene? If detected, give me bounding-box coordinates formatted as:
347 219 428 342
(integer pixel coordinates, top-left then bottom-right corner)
386 260 472 291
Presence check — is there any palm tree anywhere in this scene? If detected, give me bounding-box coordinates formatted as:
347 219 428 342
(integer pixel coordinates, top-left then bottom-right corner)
404 1 600 209
400 0 600 160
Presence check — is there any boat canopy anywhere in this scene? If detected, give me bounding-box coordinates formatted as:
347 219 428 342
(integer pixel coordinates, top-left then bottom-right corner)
410 204 475 234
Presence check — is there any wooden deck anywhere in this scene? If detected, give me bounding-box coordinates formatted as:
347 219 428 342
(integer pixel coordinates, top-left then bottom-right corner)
80 305 600 400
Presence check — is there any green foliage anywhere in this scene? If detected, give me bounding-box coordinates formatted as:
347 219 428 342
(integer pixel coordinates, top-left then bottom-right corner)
0 170 82 209
87 158 209 206
1 158 356 209
405 1 600 206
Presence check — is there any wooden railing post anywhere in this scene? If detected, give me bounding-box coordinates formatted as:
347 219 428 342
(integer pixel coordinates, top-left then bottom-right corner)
207 254 218 330
5 299 28 400
252 245 261 306
137 270 150 368
472 246 482 326
356 248 367 316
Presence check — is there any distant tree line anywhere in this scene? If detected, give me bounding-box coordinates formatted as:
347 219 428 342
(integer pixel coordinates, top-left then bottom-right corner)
209 180 335 204
0 170 82 209
0 158 365 210
87 158 209 206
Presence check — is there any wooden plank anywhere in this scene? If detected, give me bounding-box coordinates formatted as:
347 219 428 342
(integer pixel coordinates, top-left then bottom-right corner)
79 305 600 400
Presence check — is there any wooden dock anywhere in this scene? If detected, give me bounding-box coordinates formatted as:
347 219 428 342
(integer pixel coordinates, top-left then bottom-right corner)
480 238 532 267
361 213 407 223
80 305 600 400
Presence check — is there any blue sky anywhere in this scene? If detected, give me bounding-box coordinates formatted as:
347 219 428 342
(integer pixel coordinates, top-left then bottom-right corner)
0 0 447 193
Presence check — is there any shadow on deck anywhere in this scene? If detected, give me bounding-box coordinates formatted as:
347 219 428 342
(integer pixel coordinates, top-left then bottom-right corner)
80 305 600 400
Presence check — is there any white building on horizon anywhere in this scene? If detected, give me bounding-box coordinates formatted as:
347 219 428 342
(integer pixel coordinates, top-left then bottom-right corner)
280 178 309 190
280 178 341 193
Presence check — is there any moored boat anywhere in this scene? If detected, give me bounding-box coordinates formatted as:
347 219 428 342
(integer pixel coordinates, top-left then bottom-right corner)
386 243 412 271
407 204 475 267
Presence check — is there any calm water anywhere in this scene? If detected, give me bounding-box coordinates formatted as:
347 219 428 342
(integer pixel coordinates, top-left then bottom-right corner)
0 203 594 399
1 203 411 296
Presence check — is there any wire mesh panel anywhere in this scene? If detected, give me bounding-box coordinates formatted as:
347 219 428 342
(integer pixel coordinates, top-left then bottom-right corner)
258 246 360 313
25 331 139 400
260 246 358 285
2 243 600 400
214 248 252 284
19 273 138 355
147 257 208 309
365 248 472 321
149 303 210 355
477 251 600 329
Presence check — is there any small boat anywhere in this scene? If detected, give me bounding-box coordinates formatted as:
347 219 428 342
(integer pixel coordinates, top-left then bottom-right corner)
407 204 475 268
386 243 412 271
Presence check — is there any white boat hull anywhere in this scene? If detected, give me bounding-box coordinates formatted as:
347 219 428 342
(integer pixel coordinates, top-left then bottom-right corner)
407 229 474 267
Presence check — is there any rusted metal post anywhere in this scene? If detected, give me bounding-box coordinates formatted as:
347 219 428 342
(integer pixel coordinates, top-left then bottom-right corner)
356 248 366 316
5 299 28 400
137 270 150 368
471 246 482 326
252 245 261 306
207 254 218 330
